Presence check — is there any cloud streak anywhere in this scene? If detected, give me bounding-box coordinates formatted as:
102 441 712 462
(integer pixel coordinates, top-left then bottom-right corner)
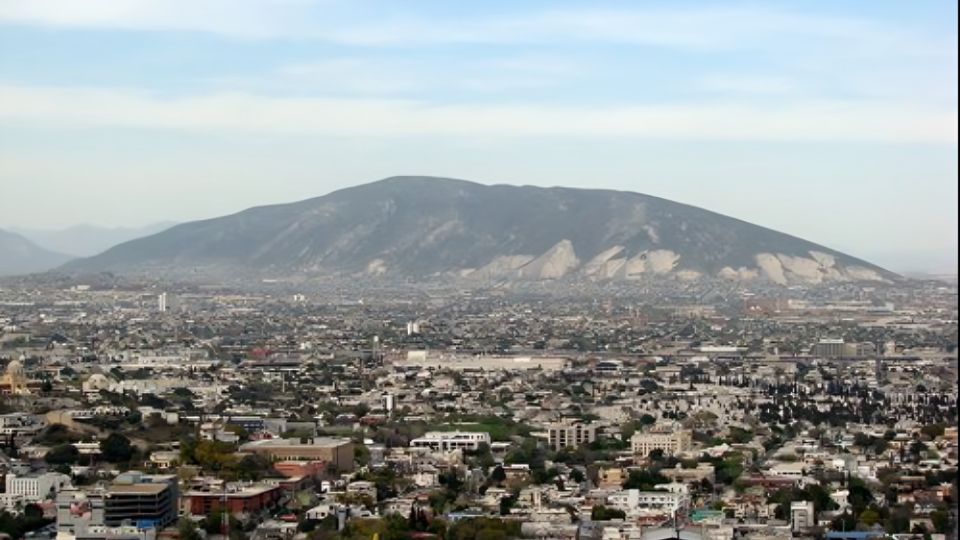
0 0 951 59
0 84 954 143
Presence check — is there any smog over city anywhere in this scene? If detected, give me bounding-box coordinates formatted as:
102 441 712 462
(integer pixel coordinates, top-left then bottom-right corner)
0 2 956 540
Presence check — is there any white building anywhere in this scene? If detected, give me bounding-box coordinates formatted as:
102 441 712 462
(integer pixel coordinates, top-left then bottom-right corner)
791 501 815 532
607 489 689 514
5 472 71 502
0 413 45 436
410 431 491 451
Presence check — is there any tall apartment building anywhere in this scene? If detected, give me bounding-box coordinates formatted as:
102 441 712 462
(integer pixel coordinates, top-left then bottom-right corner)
547 422 596 450
630 425 692 457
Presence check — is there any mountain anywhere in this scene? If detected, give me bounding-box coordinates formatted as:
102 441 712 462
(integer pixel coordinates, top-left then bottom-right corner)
62 176 899 285
10 222 177 257
0 229 74 276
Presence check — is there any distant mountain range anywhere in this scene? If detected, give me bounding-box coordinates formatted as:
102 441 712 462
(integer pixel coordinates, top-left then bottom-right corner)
10 222 176 258
61 176 899 285
0 229 73 277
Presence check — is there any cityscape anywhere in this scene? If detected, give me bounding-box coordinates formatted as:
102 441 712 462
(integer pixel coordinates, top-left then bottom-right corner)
0 274 955 540
0 1 956 540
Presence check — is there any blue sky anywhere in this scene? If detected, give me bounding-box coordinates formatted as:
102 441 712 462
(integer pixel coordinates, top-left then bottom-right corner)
0 0 956 272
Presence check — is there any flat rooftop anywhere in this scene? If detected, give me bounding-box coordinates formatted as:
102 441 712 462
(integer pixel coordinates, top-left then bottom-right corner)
108 483 170 495
240 437 350 449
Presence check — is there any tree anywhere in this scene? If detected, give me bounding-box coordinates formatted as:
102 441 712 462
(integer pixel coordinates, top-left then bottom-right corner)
847 480 874 515
831 512 856 532
44 444 79 465
623 469 667 490
859 509 881 527
178 518 203 540
930 510 951 534
592 506 626 520
100 433 135 463
489 466 506 484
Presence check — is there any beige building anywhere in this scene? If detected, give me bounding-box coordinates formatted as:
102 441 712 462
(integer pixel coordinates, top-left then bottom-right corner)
547 422 596 450
597 467 626 489
630 426 692 457
239 437 354 471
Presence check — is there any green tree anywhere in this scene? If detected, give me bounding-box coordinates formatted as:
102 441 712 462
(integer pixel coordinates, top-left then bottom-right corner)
592 505 627 520
44 444 79 465
178 518 203 540
930 510 951 534
100 433 135 463
859 509 881 527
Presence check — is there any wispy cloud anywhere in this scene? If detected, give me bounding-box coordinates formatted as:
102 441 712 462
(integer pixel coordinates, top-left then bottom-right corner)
0 0 951 59
0 84 953 143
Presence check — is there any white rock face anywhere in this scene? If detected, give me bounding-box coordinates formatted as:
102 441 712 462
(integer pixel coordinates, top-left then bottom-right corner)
468 255 534 280
755 253 788 284
582 246 625 278
752 251 890 284
517 239 580 279
809 251 836 267
844 266 886 282
777 254 825 284
460 244 889 285
647 250 680 273
718 266 760 281
367 259 387 275
622 249 680 278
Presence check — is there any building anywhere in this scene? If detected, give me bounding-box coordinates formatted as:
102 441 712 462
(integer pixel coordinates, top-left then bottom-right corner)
410 431 491 452
5 472 71 502
607 489 689 514
790 500 815 532
182 483 283 516
661 463 716 484
0 412 45 436
597 467 626 489
394 351 568 372
547 422 597 450
55 473 177 540
630 425 692 457
157 294 166 313
810 339 875 359
103 473 178 528
239 437 354 472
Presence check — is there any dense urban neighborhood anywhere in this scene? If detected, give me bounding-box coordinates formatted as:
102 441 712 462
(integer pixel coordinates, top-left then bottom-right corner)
0 277 956 540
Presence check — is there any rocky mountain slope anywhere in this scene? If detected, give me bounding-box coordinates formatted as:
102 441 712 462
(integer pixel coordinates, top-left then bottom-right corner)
62 176 899 285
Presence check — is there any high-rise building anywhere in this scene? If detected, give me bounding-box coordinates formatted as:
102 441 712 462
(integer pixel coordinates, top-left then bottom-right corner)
156 293 167 313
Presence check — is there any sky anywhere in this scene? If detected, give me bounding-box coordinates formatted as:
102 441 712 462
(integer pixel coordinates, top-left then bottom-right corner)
0 0 957 273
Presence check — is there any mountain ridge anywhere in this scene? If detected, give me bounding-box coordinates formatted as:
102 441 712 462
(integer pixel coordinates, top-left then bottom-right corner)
61 176 900 285
10 222 177 257
0 229 74 277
